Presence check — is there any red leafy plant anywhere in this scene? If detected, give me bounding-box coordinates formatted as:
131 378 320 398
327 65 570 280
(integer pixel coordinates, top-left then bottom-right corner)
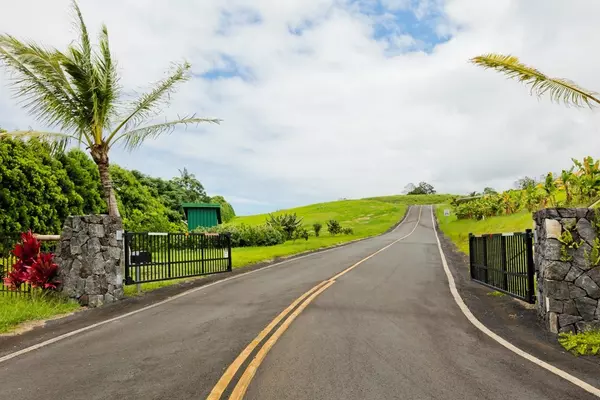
3 231 60 291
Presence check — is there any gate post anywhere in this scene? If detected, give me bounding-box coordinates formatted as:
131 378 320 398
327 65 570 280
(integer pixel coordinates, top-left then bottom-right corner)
227 233 232 272
56 215 125 307
525 229 535 304
468 233 475 279
533 208 600 334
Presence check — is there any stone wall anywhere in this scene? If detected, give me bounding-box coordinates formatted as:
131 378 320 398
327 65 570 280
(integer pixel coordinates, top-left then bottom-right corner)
534 208 600 333
55 215 124 307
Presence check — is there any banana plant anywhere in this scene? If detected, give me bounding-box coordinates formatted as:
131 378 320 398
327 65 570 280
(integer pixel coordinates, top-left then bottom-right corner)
572 157 600 203
540 172 558 208
558 168 575 205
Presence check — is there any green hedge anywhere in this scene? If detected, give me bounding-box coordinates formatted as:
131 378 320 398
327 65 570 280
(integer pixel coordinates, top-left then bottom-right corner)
194 224 285 247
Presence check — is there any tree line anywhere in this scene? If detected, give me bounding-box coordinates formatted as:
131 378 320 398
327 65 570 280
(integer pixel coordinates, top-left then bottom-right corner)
0 137 234 234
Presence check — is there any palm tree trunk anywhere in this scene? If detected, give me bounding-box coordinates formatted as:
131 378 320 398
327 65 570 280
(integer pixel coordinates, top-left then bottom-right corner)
91 146 120 217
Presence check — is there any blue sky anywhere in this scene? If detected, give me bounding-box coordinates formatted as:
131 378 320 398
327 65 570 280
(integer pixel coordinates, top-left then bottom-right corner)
1 0 600 216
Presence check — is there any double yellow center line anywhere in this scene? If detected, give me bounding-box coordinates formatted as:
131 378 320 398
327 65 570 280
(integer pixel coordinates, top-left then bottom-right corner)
207 206 423 400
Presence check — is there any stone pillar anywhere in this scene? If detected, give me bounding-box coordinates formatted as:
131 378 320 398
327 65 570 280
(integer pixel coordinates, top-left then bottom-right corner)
534 208 600 334
55 215 125 307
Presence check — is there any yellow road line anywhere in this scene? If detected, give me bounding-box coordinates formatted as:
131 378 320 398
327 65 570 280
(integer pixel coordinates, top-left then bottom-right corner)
206 280 330 400
207 206 424 400
229 280 336 400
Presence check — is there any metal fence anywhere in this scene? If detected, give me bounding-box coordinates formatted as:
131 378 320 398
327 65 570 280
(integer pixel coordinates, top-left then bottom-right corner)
1 234 59 296
124 232 232 285
469 229 535 304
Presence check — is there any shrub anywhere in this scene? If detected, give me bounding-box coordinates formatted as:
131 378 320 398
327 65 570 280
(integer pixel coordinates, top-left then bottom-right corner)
266 213 303 240
327 220 342 235
194 224 284 248
3 231 59 291
313 223 322 237
293 227 309 241
342 227 354 235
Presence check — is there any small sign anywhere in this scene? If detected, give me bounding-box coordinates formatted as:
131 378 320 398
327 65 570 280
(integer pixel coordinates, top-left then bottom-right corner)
116 230 123 240
223 249 229 258
444 209 450 217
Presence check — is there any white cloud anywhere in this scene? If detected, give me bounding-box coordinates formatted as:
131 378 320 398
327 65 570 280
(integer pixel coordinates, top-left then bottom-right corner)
1 0 600 215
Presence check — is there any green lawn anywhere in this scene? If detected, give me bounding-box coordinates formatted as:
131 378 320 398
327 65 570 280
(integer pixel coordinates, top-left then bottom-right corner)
0 294 79 334
435 204 534 254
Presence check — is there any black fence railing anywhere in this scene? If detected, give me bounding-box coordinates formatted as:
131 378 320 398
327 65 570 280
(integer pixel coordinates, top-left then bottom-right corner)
124 232 232 285
0 234 59 296
469 229 535 304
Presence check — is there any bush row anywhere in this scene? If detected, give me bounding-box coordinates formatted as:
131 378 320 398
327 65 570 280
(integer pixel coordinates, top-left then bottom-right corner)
194 224 285 248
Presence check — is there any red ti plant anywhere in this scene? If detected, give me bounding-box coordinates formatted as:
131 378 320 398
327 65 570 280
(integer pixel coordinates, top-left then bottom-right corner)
27 253 59 290
3 231 59 291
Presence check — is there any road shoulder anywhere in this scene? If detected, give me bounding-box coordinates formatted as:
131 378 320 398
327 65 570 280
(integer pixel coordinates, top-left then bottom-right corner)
434 214 600 387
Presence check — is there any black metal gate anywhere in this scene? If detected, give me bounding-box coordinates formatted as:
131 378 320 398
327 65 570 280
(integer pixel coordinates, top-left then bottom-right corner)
124 232 232 285
469 229 535 304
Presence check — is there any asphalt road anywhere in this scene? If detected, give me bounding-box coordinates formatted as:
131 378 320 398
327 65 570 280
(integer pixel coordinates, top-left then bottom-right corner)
0 206 598 399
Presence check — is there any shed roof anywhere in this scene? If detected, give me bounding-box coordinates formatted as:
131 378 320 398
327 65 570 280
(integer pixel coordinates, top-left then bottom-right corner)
182 203 222 209
182 203 222 224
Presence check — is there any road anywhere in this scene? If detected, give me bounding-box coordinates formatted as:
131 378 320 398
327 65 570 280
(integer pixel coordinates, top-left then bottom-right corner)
0 206 598 399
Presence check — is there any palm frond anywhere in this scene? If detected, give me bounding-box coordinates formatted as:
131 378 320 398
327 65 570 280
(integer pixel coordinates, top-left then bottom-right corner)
107 62 193 141
470 53 600 108
71 0 92 69
112 116 221 151
94 24 119 130
0 35 82 132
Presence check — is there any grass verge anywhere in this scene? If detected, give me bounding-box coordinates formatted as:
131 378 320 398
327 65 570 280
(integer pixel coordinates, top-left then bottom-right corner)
0 293 79 334
559 331 600 356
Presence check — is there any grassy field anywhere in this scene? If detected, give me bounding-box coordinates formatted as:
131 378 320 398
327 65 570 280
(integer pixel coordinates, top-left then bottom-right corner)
0 294 79 334
435 204 534 254
233 199 408 235
365 193 456 205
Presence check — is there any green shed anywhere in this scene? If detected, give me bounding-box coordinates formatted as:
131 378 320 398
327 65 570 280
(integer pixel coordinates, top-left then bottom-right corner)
182 203 222 231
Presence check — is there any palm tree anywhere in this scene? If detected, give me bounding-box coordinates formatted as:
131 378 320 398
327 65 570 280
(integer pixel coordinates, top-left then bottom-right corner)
470 54 600 108
0 1 219 217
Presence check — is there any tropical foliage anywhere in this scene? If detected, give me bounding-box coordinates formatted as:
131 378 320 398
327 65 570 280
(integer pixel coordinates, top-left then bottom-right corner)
454 157 600 220
0 138 234 233
4 231 59 291
470 54 600 108
266 213 304 240
0 1 219 217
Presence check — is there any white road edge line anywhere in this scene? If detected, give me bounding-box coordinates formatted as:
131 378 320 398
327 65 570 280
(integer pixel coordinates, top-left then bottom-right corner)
0 207 416 365
430 205 600 398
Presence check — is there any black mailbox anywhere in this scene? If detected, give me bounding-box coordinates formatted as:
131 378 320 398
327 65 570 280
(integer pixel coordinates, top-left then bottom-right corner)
130 251 152 264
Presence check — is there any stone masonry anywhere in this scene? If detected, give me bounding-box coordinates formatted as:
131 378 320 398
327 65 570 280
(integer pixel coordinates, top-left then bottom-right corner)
55 215 125 307
534 208 600 334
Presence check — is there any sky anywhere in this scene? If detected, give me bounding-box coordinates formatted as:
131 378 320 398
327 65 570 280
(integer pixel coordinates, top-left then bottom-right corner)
1 0 600 215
